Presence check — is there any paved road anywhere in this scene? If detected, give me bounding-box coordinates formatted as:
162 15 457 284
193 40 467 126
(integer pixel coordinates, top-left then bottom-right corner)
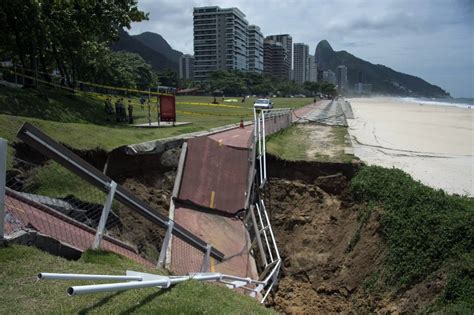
170 100 330 277
296 99 352 126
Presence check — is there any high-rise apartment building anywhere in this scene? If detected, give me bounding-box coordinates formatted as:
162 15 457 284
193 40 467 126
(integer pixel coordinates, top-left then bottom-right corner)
263 39 289 81
179 54 194 80
248 25 264 73
307 55 318 82
293 43 309 84
264 34 292 80
336 65 348 91
323 70 336 84
193 6 249 81
354 83 372 94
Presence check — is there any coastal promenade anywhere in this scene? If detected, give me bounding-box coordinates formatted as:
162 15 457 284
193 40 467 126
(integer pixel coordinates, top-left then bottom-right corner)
170 100 330 276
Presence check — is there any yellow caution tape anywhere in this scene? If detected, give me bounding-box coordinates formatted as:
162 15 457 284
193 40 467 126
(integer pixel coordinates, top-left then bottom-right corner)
1 66 253 117
176 110 251 117
0 65 172 96
176 102 247 109
5 69 75 92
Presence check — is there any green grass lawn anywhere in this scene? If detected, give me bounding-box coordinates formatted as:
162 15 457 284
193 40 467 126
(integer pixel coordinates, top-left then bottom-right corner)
266 124 354 162
266 125 311 161
0 245 274 314
0 85 311 151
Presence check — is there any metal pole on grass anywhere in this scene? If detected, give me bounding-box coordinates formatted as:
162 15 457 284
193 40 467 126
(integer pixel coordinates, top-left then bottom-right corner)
0 139 7 239
92 180 117 249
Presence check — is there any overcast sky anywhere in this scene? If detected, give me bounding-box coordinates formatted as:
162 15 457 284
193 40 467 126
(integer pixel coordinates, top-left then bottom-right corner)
129 0 474 98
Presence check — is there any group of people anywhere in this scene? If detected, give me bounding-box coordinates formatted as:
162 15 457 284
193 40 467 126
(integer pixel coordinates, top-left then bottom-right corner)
104 97 134 124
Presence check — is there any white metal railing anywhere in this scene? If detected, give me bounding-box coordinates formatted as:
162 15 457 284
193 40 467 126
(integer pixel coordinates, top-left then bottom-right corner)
38 270 267 297
254 108 292 188
249 108 291 302
250 199 281 302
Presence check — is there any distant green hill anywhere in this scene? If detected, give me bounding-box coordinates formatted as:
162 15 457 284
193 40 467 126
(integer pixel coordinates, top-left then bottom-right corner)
315 40 450 97
111 29 179 72
133 32 183 65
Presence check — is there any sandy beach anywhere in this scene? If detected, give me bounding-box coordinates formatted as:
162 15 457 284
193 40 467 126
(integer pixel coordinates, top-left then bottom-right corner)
347 97 474 196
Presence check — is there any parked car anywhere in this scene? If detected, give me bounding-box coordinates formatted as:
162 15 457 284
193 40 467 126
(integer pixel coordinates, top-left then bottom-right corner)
253 98 273 109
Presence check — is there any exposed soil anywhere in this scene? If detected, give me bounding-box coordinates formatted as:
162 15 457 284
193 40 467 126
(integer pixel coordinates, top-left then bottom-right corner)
264 160 444 314
11 141 179 262
12 140 446 310
107 148 180 261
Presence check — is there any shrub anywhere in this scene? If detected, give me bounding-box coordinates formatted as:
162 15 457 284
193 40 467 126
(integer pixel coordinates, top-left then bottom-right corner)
351 166 474 289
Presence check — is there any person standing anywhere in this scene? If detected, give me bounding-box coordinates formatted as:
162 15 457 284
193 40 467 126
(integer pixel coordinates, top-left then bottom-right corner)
104 97 113 121
118 98 126 122
114 98 120 122
140 95 145 109
128 100 134 124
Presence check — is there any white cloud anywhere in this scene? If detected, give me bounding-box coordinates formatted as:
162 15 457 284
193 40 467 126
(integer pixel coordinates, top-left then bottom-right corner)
129 0 474 97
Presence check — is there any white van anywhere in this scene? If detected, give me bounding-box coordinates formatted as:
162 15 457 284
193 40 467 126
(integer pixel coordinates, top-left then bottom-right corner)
253 99 273 109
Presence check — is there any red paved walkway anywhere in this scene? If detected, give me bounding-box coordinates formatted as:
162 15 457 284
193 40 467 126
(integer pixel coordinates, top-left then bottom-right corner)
178 137 250 214
4 192 154 267
170 101 328 277
208 125 254 148
172 205 255 276
292 101 327 121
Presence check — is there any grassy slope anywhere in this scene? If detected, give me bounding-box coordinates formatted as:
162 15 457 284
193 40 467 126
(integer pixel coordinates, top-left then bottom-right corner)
351 166 474 312
266 126 310 161
0 85 310 151
266 124 354 162
0 245 274 314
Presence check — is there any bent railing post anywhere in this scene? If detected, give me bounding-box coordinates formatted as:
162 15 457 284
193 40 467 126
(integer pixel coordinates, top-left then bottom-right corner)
166 142 187 269
157 220 174 268
200 244 212 272
250 205 267 267
92 180 117 250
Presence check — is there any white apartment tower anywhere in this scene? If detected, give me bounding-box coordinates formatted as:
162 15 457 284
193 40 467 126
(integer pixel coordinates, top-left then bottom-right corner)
293 43 309 84
265 34 292 80
337 65 348 91
248 25 264 73
323 70 336 84
193 6 249 81
307 55 318 82
179 54 194 80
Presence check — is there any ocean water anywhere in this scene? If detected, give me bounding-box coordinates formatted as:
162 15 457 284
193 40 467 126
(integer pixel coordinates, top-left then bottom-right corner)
401 97 474 109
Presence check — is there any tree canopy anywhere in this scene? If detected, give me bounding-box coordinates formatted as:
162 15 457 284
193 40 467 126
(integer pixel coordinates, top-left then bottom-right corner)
208 70 337 97
0 0 154 88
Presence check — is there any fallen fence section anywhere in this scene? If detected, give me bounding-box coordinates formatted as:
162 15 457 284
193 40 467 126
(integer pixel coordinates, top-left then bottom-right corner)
14 106 293 303
15 122 224 262
38 270 267 298
1 123 224 271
